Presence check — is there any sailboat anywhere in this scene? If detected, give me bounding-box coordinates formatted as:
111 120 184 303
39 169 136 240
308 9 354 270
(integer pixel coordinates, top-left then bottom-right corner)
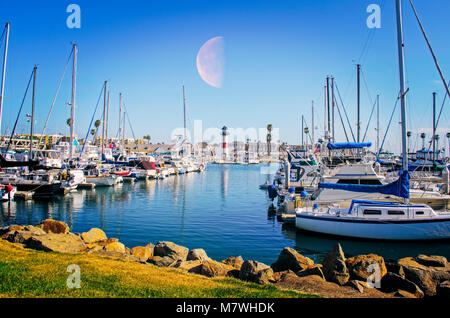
295 0 450 240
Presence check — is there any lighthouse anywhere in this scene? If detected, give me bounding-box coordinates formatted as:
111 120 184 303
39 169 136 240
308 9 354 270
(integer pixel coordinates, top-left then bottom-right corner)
222 126 229 162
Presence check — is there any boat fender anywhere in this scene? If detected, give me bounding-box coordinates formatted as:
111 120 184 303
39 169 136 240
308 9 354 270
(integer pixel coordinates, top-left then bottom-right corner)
294 197 302 209
268 185 278 201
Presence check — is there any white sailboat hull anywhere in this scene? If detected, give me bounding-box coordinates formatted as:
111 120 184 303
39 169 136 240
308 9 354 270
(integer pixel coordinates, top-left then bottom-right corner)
85 176 115 187
295 212 450 240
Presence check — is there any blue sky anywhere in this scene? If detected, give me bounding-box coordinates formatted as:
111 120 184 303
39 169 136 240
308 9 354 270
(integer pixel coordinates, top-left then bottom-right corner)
0 0 449 153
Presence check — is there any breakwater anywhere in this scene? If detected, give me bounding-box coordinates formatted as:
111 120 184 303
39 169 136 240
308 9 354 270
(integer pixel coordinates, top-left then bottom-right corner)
2 219 450 298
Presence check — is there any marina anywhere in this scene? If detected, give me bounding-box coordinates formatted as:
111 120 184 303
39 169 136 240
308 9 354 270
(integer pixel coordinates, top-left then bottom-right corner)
0 0 450 302
1 164 450 265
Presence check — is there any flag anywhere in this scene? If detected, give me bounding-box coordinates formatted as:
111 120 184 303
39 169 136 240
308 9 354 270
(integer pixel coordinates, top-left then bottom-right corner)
314 144 321 154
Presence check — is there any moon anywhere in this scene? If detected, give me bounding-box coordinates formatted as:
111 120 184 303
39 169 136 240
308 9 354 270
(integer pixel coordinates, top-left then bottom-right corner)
196 36 225 88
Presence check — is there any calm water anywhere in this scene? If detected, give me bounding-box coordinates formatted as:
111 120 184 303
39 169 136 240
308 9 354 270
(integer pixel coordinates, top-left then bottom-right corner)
1 164 450 264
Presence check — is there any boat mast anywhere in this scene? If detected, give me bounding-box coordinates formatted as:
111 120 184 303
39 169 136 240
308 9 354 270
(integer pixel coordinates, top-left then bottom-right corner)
122 111 126 149
357 64 361 143
183 85 187 141
106 90 109 150
311 100 315 146
432 92 436 163
376 94 380 153
326 77 331 141
0 22 10 136
30 65 37 159
301 115 304 149
69 43 77 159
119 92 122 149
395 0 409 203
102 80 107 157
323 85 327 138
331 77 335 142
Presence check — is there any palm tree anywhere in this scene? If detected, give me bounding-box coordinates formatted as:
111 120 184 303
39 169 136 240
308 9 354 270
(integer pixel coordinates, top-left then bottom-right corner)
407 131 412 153
420 132 426 150
143 135 151 144
267 124 272 157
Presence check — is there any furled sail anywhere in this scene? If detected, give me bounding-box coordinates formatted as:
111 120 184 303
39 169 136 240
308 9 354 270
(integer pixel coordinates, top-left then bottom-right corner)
318 170 410 199
327 142 372 150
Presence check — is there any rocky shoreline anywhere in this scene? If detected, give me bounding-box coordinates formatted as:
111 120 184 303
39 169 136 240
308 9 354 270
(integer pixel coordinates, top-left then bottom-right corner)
1 219 450 298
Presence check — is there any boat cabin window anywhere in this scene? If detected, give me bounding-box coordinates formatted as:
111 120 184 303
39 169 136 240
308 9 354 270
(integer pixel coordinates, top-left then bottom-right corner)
363 209 382 215
416 211 424 215
360 180 383 185
388 210 405 216
337 179 359 184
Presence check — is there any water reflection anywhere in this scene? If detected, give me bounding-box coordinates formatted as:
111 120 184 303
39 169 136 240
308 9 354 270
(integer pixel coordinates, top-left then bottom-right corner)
220 166 229 200
2 165 450 265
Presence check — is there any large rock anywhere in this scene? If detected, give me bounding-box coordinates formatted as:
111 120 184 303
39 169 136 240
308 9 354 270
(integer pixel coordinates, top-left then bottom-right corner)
188 260 235 278
437 281 450 298
414 255 447 268
239 260 274 284
296 265 325 280
322 244 350 286
147 256 177 267
81 228 107 244
131 244 154 262
346 254 387 281
222 256 244 269
153 241 189 261
346 280 370 294
386 262 405 278
398 257 450 297
1 225 25 237
380 272 424 298
173 260 204 271
104 242 126 254
24 233 85 253
271 247 315 273
187 249 210 261
36 219 70 234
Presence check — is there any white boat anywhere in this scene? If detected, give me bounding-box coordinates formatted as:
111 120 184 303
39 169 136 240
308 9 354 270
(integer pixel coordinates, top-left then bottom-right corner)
295 200 450 240
295 0 450 240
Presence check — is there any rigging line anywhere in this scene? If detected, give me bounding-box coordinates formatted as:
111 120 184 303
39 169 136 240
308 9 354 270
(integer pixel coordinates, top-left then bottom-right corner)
334 81 356 142
362 98 378 143
38 47 74 144
435 80 450 131
79 83 105 157
360 68 374 107
5 68 34 152
0 27 5 48
377 92 401 159
409 0 450 99
333 94 349 142
357 28 376 64
122 103 137 141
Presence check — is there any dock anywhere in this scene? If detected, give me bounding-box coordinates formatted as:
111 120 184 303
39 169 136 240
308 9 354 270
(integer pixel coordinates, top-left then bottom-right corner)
14 191 34 201
78 183 96 190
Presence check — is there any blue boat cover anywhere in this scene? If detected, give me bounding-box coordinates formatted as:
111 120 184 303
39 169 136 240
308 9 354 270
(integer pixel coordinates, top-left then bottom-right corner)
318 170 410 199
327 142 372 150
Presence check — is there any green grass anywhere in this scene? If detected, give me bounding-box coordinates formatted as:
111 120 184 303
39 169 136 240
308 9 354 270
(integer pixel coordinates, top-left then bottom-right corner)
0 240 318 298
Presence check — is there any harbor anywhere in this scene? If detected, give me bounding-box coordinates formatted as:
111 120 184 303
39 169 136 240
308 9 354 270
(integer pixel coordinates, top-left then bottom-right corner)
0 0 450 303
